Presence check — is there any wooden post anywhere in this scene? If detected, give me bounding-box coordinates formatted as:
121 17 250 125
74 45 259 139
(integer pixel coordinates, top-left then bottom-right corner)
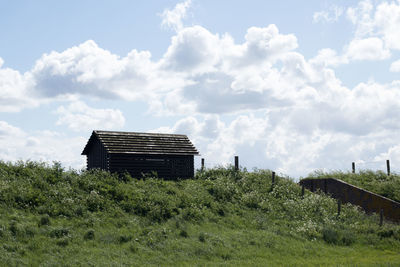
387 160 390 176
337 199 341 217
352 162 355 173
324 179 327 194
201 158 204 171
380 209 384 226
271 171 276 189
234 156 239 171
301 185 305 198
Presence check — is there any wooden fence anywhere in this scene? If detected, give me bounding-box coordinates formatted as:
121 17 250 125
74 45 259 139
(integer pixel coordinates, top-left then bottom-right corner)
200 156 399 224
300 178 400 223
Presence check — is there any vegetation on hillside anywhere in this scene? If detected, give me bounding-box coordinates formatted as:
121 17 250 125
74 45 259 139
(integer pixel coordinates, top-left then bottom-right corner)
308 170 400 203
0 161 400 266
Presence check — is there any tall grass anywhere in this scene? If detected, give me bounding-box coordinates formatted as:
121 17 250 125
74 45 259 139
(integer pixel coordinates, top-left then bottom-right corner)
0 160 400 265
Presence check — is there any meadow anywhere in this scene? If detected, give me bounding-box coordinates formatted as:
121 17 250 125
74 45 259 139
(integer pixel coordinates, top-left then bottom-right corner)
1 161 400 266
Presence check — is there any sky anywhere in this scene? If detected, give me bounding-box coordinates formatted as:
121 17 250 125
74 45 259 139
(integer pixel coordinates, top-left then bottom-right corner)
1 0 400 178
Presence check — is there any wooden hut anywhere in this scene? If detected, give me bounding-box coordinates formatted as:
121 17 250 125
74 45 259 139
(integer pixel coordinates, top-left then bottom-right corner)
81 130 199 179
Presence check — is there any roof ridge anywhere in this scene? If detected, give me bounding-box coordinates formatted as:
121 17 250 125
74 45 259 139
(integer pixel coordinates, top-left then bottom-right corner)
94 130 188 136
82 130 199 155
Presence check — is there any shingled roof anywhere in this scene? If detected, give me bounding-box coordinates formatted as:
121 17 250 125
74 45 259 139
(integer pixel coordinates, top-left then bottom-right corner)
81 130 199 156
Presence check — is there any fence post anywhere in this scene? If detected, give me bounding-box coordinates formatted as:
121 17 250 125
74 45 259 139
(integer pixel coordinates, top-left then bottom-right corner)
380 209 384 226
324 179 327 194
387 160 390 176
352 162 355 173
201 158 204 171
301 184 305 198
234 156 239 171
271 171 276 190
337 199 341 217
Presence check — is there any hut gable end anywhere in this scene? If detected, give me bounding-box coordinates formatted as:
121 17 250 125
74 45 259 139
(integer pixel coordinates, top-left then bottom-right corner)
81 132 108 170
81 130 199 179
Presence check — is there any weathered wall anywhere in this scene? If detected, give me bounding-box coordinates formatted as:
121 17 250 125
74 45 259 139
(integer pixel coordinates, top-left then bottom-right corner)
86 137 108 171
108 154 194 180
300 178 400 223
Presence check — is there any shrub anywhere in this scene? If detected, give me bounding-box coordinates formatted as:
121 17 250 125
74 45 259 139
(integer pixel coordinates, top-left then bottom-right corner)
199 232 206 242
322 226 355 246
0 225 5 238
38 215 51 227
50 228 69 238
207 176 238 202
84 229 95 240
241 192 262 209
9 221 19 237
378 229 395 239
129 243 139 253
24 226 36 238
179 229 189 238
322 227 339 244
182 206 204 221
86 190 105 212
56 238 69 247
118 235 132 243
341 230 356 246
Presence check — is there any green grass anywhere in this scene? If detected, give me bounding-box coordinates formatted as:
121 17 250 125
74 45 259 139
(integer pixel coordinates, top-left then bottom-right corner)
0 161 400 266
308 169 400 202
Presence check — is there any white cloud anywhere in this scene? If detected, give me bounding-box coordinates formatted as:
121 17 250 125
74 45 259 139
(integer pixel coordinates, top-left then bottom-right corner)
161 24 298 75
243 25 298 63
371 1 400 50
390 59 400 72
347 0 400 50
309 48 347 67
345 37 390 61
0 24 299 116
313 1 400 66
55 101 125 132
32 40 125 98
346 0 375 36
30 39 188 107
0 61 38 112
313 5 343 23
0 121 86 168
160 0 192 32
0 121 25 138
158 24 301 114
161 25 221 73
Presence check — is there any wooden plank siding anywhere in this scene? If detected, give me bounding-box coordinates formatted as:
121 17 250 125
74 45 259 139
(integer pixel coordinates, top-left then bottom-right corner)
81 130 199 180
86 136 108 170
109 154 194 179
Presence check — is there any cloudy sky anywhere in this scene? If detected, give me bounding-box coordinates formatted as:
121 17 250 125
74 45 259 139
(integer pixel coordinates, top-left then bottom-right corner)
1 0 400 178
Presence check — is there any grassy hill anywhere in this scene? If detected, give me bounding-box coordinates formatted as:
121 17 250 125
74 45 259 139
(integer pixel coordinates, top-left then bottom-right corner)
1 161 400 266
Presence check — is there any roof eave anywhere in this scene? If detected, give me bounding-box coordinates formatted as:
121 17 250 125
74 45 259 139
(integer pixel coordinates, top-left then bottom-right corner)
108 151 200 156
81 131 98 155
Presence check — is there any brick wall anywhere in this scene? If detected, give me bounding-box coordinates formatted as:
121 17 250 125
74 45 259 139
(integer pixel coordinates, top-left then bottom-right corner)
300 178 400 222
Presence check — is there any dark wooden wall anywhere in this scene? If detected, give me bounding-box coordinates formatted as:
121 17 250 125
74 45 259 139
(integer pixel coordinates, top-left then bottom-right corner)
108 154 194 180
300 178 400 222
86 138 108 171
